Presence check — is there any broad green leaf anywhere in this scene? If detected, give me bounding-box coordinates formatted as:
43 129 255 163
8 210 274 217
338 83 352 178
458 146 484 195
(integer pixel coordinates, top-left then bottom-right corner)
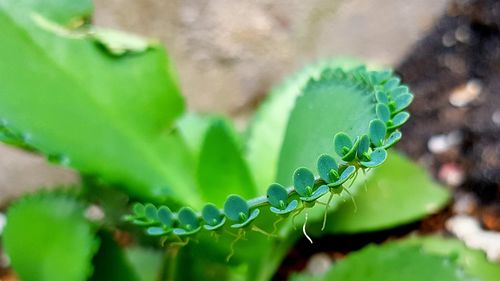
197 119 256 206
89 232 140 281
402 236 500 281
292 242 473 281
245 59 363 192
0 1 200 203
3 194 98 281
277 75 376 184
324 153 450 233
176 113 215 162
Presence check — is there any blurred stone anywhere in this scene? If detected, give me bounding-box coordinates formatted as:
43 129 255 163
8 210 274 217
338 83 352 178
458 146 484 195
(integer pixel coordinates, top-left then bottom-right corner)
449 79 482 107
304 252 332 277
446 215 500 263
0 144 78 206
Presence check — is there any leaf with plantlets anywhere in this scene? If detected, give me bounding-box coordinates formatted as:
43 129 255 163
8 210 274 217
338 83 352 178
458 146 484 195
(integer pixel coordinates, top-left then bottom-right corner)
3 193 99 281
388 111 410 130
267 183 299 215
369 119 387 147
360 148 387 168
202 203 226 230
173 207 201 236
245 59 365 192
223 195 260 228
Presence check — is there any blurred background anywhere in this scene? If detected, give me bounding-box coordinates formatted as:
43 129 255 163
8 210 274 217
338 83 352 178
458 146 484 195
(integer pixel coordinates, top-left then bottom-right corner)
1 0 499 270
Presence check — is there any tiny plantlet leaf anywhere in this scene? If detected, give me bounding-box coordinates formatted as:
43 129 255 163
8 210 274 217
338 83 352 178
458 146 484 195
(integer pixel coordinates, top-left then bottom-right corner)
389 85 409 99
360 148 387 168
270 199 299 215
267 183 289 208
381 131 402 149
369 119 387 147
202 203 226 230
173 207 201 236
388 111 410 130
394 93 414 113
384 77 401 91
293 168 315 197
224 195 250 222
376 103 391 123
230 209 260 228
146 227 169 236
356 135 370 160
144 203 158 221
375 91 389 105
300 184 329 202
333 132 353 158
157 206 174 228
133 203 145 218
328 165 356 187
317 154 338 182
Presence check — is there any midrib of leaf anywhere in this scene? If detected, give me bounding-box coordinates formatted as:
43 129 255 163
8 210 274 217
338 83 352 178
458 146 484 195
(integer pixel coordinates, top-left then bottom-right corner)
0 11 200 206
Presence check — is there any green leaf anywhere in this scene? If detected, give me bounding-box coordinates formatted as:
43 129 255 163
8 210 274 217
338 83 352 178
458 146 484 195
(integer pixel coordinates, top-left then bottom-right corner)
402 236 500 281
325 153 450 233
292 242 473 281
381 130 402 149
3 194 98 281
394 93 414 113
176 207 200 232
0 0 200 204
197 118 257 206
388 111 410 129
176 113 215 162
89 232 140 281
245 59 364 192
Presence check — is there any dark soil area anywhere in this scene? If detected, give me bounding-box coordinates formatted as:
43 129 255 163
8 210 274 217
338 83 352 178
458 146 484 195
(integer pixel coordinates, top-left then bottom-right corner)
275 0 500 279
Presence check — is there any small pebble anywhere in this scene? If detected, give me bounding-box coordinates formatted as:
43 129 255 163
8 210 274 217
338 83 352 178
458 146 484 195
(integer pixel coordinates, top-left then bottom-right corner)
427 131 462 154
446 215 500 263
492 110 500 126
449 79 482 107
453 193 478 215
305 253 333 277
84 204 105 221
0 212 6 235
438 162 465 187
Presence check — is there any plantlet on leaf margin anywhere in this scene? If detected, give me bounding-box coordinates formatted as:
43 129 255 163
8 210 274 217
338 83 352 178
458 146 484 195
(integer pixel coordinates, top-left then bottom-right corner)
126 65 414 258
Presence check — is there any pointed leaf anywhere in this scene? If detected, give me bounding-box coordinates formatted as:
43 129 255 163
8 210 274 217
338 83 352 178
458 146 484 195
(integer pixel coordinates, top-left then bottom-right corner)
197 118 257 206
